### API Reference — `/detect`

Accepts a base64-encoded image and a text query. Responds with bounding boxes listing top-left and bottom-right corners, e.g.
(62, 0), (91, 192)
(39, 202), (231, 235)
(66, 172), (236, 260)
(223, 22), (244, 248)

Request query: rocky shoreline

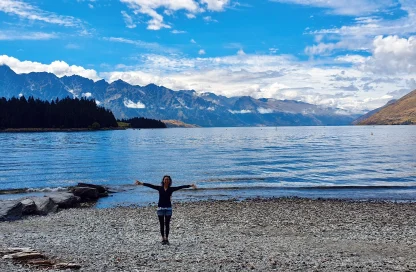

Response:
(0, 197), (415, 271)
(0, 127), (126, 133)
(0, 183), (111, 221)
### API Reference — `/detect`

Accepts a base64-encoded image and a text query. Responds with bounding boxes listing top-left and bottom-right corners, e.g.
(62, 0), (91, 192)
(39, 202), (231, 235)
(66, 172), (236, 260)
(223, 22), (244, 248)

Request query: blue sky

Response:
(1, 0), (416, 113)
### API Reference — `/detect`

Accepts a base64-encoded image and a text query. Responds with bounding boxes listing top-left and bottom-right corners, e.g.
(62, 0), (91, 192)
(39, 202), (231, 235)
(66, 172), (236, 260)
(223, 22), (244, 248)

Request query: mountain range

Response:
(0, 65), (360, 127)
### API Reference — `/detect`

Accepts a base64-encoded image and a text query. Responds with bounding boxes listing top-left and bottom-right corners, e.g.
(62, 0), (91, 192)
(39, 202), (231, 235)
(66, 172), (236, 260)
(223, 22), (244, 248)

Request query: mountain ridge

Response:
(356, 89), (416, 125)
(0, 65), (358, 127)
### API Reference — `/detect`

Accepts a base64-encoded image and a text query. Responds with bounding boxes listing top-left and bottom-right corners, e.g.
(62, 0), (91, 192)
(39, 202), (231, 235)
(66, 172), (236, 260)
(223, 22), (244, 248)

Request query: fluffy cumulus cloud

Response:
(0, 55), (101, 81)
(119, 0), (229, 30)
(363, 35), (416, 74)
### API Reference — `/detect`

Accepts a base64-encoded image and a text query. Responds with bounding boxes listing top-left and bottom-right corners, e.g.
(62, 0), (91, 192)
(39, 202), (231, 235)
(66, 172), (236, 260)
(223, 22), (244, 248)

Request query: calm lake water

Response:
(1, 126), (415, 207)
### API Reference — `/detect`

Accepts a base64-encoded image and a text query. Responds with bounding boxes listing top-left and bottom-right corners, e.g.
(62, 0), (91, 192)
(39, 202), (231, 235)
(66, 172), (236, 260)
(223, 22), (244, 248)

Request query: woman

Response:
(135, 176), (196, 245)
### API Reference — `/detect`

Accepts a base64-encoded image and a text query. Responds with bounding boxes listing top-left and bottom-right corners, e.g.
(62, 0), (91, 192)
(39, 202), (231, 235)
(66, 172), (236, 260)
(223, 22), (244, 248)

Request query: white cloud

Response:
(88, 3), (94, 9)
(0, 55), (101, 81)
(120, 0), (230, 30)
(304, 1), (416, 56)
(171, 30), (186, 34)
(104, 37), (175, 53)
(164, 9), (174, 16)
(200, 0), (230, 11)
(191, 39), (197, 44)
(270, 0), (396, 16)
(305, 41), (343, 56)
(140, 7), (171, 30)
(335, 54), (367, 64)
(120, 0), (199, 30)
(198, 49), (206, 55)
(269, 48), (278, 54)
(237, 49), (245, 55)
(406, 78), (416, 89)
(65, 43), (81, 50)
(0, 31), (57, 40)
(121, 11), (136, 28)
(203, 16), (218, 22)
(305, 37), (370, 56)
(339, 84), (359, 92)
(363, 35), (416, 74)
(101, 70), (162, 87)
(123, 98), (146, 108)
(0, 0), (82, 27)
(119, 0), (229, 29)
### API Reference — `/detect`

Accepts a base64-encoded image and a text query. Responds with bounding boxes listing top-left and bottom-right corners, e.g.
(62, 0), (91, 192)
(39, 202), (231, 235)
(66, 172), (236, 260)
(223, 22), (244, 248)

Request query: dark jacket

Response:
(143, 183), (191, 207)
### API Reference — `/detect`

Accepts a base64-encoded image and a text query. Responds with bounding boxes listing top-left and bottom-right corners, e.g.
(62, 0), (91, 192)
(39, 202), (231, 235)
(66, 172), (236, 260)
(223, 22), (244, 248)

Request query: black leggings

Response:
(158, 215), (171, 239)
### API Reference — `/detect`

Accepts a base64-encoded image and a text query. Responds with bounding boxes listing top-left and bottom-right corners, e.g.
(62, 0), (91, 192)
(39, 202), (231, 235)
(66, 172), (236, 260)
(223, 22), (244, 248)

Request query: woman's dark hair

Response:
(161, 175), (172, 187)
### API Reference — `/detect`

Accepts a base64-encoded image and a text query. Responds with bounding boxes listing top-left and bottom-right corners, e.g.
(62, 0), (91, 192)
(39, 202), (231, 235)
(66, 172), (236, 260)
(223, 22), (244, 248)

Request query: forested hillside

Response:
(119, 117), (166, 129)
(0, 96), (118, 129)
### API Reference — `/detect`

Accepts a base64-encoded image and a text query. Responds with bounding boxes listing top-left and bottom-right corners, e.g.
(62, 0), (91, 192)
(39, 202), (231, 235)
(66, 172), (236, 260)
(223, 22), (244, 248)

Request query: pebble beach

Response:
(1, 198), (415, 271)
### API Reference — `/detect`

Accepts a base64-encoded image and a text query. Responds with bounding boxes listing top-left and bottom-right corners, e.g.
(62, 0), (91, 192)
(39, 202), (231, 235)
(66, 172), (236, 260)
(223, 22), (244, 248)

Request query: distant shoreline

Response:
(0, 127), (173, 133)
(0, 127), (127, 133)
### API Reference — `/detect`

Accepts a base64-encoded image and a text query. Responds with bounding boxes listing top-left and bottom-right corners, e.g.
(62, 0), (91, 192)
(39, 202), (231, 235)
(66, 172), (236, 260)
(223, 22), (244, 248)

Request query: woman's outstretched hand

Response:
(191, 184), (197, 189)
(135, 180), (143, 185)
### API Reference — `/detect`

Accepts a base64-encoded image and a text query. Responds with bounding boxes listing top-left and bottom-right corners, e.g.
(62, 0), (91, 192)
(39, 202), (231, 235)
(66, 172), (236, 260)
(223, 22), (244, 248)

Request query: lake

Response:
(1, 126), (415, 207)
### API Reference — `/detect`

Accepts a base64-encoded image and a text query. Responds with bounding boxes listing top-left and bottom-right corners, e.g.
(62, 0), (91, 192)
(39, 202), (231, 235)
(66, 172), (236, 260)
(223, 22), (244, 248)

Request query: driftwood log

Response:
(1, 248), (81, 270)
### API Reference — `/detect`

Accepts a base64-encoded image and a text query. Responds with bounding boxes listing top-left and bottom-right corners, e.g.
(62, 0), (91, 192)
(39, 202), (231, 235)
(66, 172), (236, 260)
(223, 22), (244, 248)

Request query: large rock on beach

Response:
(0, 183), (113, 221)
(20, 199), (37, 215)
(0, 201), (23, 221)
(72, 187), (99, 201)
(77, 183), (109, 197)
(32, 197), (58, 215)
(49, 192), (80, 208)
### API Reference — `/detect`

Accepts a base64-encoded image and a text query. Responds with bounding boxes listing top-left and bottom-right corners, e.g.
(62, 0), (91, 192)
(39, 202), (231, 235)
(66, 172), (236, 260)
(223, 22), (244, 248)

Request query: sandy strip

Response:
(1, 198), (415, 271)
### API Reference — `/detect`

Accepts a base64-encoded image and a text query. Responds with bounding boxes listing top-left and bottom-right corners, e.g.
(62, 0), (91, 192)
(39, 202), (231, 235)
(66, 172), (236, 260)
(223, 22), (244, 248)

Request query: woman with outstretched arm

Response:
(135, 175), (197, 245)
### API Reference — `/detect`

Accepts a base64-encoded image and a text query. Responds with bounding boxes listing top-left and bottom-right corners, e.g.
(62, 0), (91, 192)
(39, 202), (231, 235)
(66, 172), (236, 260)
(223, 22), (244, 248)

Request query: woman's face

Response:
(163, 177), (170, 186)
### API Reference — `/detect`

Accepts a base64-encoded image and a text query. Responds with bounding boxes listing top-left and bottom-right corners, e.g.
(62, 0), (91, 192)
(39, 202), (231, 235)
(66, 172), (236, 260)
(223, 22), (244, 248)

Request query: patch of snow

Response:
(123, 98), (146, 109)
(257, 108), (274, 114)
(228, 110), (252, 114)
